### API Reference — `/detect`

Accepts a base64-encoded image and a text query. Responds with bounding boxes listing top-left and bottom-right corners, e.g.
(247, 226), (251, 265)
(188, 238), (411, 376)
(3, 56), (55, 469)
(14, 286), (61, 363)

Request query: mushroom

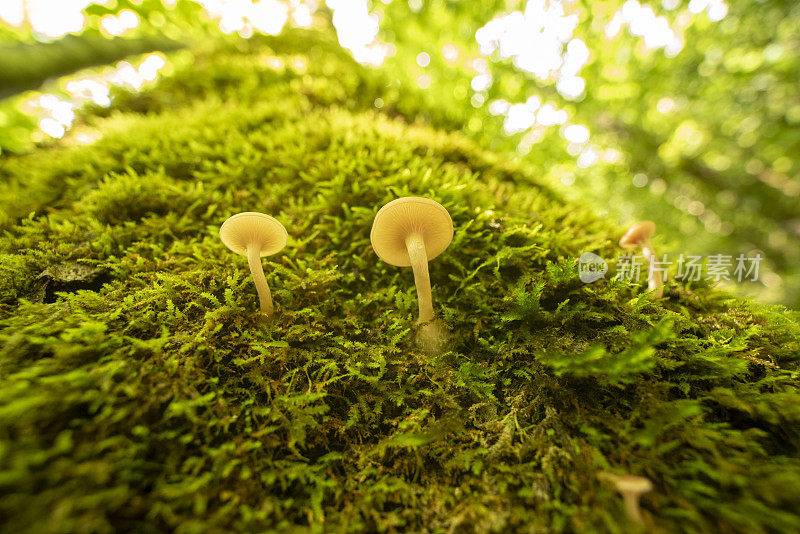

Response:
(619, 221), (663, 298)
(608, 474), (653, 525)
(219, 212), (288, 316)
(370, 197), (453, 323)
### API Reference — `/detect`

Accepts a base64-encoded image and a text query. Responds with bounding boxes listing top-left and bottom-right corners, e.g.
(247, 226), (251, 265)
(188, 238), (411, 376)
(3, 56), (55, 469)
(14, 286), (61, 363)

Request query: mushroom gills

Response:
(218, 212), (287, 317)
(369, 196), (454, 324)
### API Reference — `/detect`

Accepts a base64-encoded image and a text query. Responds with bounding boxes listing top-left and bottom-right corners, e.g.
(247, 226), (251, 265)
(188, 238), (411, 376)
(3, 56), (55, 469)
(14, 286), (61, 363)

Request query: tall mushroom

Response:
(219, 212), (288, 316)
(619, 221), (664, 298)
(370, 197), (453, 323)
(607, 474), (653, 526)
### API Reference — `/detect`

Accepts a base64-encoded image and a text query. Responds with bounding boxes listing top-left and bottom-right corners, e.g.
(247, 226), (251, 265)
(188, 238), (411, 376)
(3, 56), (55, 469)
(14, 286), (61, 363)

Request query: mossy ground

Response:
(1, 30), (799, 533)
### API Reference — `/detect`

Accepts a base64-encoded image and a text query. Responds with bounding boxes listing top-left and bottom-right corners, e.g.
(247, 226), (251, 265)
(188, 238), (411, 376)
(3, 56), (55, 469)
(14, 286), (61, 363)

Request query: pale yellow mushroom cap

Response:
(370, 197), (454, 267)
(614, 475), (653, 495)
(219, 212), (288, 257)
(619, 221), (656, 249)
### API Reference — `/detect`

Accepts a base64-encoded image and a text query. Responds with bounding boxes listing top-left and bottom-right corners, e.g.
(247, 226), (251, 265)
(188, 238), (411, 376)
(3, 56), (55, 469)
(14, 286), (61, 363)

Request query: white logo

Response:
(579, 252), (608, 283)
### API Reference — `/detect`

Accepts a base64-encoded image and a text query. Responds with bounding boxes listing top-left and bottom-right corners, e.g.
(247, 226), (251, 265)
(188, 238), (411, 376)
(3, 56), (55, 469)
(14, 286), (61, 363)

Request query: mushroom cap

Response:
(219, 212), (288, 257)
(370, 197), (454, 267)
(614, 475), (653, 494)
(619, 221), (656, 249)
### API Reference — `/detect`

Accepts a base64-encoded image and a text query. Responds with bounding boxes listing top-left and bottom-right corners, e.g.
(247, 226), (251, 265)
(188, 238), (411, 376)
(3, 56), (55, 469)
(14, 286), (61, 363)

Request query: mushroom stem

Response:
(405, 232), (434, 323)
(247, 244), (274, 315)
(641, 240), (664, 298)
(622, 492), (644, 525)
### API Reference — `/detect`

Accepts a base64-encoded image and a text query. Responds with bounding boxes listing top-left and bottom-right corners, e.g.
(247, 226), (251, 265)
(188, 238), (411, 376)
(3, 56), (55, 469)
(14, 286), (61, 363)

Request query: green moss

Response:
(0, 30), (798, 533)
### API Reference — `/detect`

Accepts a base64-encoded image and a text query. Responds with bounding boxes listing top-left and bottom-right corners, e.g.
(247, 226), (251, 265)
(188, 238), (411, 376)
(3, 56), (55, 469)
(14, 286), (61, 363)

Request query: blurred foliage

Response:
(0, 0), (798, 308)
(0, 98), (36, 153)
(0, 0), (214, 99)
(0, 35), (183, 98)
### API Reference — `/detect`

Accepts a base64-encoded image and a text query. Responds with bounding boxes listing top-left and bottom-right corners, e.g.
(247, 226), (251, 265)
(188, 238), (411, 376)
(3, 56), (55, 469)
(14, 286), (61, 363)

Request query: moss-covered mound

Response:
(1, 31), (799, 533)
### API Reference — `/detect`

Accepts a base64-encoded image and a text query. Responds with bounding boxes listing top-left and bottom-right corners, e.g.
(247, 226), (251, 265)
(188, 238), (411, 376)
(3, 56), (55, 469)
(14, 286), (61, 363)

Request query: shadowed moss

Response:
(0, 29), (798, 534)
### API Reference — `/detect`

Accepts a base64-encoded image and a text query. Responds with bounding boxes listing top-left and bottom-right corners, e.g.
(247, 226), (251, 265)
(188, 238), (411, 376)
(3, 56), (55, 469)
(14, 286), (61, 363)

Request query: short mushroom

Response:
(608, 474), (653, 525)
(619, 221), (663, 298)
(370, 197), (453, 323)
(219, 212), (288, 316)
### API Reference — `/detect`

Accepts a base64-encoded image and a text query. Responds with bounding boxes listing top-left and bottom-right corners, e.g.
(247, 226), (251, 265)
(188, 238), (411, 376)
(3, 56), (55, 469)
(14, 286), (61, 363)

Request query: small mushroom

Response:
(370, 197), (453, 323)
(619, 220), (663, 298)
(219, 212), (288, 316)
(610, 474), (653, 525)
